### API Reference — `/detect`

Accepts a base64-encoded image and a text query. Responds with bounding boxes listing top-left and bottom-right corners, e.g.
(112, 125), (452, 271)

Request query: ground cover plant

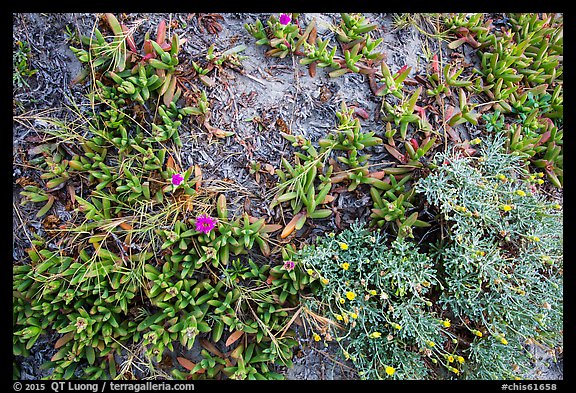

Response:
(13, 12), (562, 381)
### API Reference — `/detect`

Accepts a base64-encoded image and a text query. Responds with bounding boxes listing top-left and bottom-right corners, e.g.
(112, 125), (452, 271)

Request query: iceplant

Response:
(195, 214), (217, 235)
(162, 170), (197, 197)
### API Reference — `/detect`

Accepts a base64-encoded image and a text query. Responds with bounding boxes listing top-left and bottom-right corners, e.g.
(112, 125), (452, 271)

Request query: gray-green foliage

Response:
(416, 133), (563, 379)
(292, 133), (562, 380)
(295, 223), (450, 380)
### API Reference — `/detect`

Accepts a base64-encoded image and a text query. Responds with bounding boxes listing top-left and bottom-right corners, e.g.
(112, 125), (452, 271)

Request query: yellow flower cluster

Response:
(346, 291), (356, 301)
(339, 242), (349, 250)
(385, 366), (395, 376)
(528, 173), (545, 184)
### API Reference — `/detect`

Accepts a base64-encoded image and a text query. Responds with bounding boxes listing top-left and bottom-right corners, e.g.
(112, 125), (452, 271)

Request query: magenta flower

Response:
(172, 173), (184, 186)
(283, 260), (295, 271)
(279, 13), (291, 25)
(195, 214), (217, 235)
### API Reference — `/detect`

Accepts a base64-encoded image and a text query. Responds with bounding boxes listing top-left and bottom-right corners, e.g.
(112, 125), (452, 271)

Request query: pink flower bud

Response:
(171, 173), (184, 186)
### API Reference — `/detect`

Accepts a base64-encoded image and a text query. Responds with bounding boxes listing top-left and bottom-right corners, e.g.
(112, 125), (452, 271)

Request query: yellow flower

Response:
(456, 356), (465, 364)
(339, 242), (349, 250)
(552, 203), (561, 210)
(537, 172), (544, 178)
(447, 355), (455, 363)
(341, 262), (350, 270)
(497, 174), (508, 182)
(472, 329), (483, 337)
(442, 319), (451, 328)
(499, 337), (508, 345)
(321, 278), (329, 285)
(536, 179), (544, 185)
(313, 333), (321, 342)
(530, 236), (540, 242)
(455, 205), (467, 213)
(370, 332), (382, 338)
(385, 366), (396, 376)
(391, 322), (402, 330)
(448, 366), (460, 375)
(335, 314), (343, 321)
(346, 291), (356, 301)
(515, 190), (526, 197)
(339, 298), (346, 304)
(470, 137), (481, 145)
(350, 312), (358, 319)
(307, 269), (314, 275)
(368, 289), (377, 296)
(427, 341), (436, 347)
(500, 204), (513, 212)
